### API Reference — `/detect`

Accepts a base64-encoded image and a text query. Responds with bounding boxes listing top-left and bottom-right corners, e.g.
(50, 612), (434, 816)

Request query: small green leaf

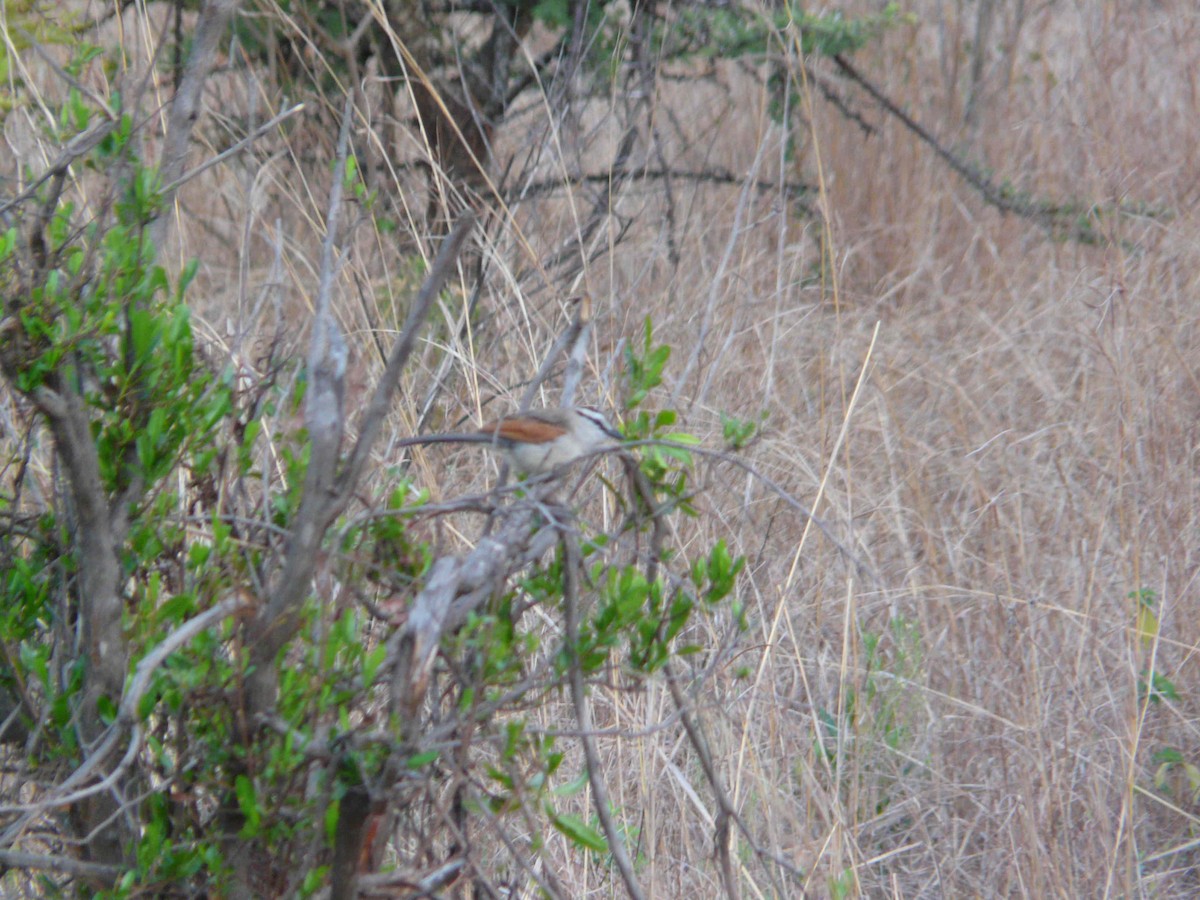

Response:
(325, 797), (340, 845)
(550, 812), (608, 852)
(235, 775), (262, 836)
(406, 751), (439, 769)
(552, 771), (589, 797)
(362, 643), (388, 685)
(97, 693), (118, 725)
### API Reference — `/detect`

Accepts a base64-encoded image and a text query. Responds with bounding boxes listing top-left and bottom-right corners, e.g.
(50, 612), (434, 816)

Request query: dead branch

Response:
(0, 849), (122, 882)
(151, 0), (243, 252)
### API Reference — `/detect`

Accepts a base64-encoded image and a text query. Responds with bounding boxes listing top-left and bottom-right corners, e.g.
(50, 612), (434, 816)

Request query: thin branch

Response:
(662, 660), (807, 892)
(0, 849), (122, 881)
(514, 167), (814, 211)
(832, 52), (1071, 228)
(518, 295), (592, 410)
(157, 103), (306, 197)
(672, 132), (770, 408)
(305, 95), (354, 484)
(560, 535), (646, 900)
(120, 595), (254, 724)
(617, 440), (878, 585)
(0, 121), (117, 220)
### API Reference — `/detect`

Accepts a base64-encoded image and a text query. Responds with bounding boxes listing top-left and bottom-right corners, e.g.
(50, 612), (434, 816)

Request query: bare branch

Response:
(517, 295), (592, 411)
(245, 98), (357, 713)
(157, 103), (306, 197)
(0, 849), (122, 882)
(305, 96), (354, 484)
(0, 121), (117, 220)
(619, 439), (877, 584)
(150, 0), (242, 251)
(245, 186), (475, 714)
(672, 132), (770, 409)
(560, 535), (646, 900)
(389, 533), (514, 719)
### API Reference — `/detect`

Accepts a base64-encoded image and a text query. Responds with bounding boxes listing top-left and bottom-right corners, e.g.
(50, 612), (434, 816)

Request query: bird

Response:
(476, 405), (622, 475)
(399, 405), (622, 476)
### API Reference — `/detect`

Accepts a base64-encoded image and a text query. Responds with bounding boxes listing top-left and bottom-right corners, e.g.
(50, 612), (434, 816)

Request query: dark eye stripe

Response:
(579, 407), (622, 439)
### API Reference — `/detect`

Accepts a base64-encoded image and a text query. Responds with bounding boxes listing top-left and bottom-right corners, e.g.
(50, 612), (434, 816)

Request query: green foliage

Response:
(0, 78), (256, 892)
(6, 116), (228, 507)
(1130, 587), (1160, 649)
(1151, 747), (1200, 805)
(651, 3), (903, 66)
(813, 616), (924, 818)
(0, 5), (92, 116)
(1128, 588), (1180, 706)
(549, 810), (608, 852)
(1138, 669), (1180, 706)
(624, 316), (671, 409)
(828, 867), (856, 900)
(571, 539), (745, 677)
(720, 411), (764, 450)
(621, 317), (703, 516)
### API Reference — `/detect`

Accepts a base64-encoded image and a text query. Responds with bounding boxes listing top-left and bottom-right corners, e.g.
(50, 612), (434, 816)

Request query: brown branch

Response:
(330, 784), (372, 900)
(661, 661), (808, 893)
(833, 52), (1051, 224)
(515, 167), (814, 212)
(560, 534), (646, 900)
(27, 384), (126, 708)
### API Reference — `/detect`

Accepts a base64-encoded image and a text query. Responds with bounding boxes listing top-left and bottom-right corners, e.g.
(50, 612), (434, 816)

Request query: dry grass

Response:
(7, 0), (1200, 894)
(203, 1), (1200, 895)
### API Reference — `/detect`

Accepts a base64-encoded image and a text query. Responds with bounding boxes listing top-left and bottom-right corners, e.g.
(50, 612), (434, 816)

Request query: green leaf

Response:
(406, 751), (439, 769)
(551, 771), (590, 797)
(362, 643), (388, 685)
(325, 797), (340, 845)
(97, 693), (118, 725)
(19, 642), (50, 689)
(550, 812), (608, 852)
(157, 593), (198, 627)
(137, 675), (161, 720)
(235, 775), (262, 836)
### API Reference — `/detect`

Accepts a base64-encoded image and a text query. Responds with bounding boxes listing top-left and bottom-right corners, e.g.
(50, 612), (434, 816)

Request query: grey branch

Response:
(561, 536), (647, 900)
(150, 0), (242, 251)
(0, 849), (122, 882)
